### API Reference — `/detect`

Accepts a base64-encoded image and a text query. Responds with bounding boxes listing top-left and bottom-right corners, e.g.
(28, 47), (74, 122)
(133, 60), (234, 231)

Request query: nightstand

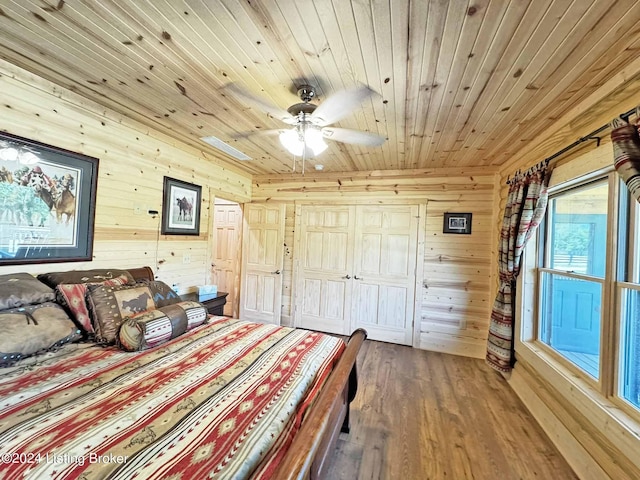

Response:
(180, 292), (229, 316)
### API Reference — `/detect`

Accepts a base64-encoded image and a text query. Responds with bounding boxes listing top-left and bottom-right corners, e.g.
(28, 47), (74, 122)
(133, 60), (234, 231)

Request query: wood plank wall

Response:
(0, 60), (252, 292)
(252, 168), (499, 357)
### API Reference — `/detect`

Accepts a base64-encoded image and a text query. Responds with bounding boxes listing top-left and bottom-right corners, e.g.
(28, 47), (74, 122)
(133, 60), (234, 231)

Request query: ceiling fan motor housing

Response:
(287, 102), (317, 116)
(297, 84), (316, 102)
(286, 85), (318, 117)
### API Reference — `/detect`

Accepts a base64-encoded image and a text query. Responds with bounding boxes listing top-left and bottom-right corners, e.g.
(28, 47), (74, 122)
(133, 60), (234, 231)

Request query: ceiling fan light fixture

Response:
(224, 82), (382, 171)
(279, 126), (328, 157)
(279, 128), (305, 156)
(304, 127), (328, 155)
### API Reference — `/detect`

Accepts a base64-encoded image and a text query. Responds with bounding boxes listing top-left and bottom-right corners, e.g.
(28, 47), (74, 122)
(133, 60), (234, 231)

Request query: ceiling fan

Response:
(223, 82), (386, 172)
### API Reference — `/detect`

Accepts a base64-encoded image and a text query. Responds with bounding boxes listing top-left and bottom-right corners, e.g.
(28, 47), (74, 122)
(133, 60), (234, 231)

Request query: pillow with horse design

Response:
(0, 302), (82, 367)
(86, 284), (155, 344)
(118, 301), (207, 351)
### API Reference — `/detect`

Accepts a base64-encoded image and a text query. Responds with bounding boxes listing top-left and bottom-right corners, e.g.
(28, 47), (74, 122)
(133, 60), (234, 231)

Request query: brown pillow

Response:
(0, 302), (82, 367)
(86, 284), (155, 344)
(0, 272), (55, 311)
(37, 269), (135, 289)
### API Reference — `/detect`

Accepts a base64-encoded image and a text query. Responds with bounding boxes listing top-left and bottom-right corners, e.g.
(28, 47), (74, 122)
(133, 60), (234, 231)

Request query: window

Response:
(534, 173), (640, 414)
(538, 180), (608, 379)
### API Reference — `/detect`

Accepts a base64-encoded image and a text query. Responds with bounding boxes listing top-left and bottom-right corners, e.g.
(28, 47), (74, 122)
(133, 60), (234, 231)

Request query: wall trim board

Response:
(253, 167), (499, 184)
(414, 203), (427, 348)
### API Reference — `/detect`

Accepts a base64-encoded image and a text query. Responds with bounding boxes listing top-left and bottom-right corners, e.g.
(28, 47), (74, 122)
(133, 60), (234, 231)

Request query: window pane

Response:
(620, 288), (640, 410)
(539, 272), (601, 379)
(549, 182), (608, 277)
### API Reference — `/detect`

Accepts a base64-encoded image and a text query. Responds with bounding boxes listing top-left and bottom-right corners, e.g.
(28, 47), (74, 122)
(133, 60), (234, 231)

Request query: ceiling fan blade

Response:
(310, 85), (377, 127)
(322, 127), (386, 146)
(222, 83), (296, 124)
(230, 129), (284, 140)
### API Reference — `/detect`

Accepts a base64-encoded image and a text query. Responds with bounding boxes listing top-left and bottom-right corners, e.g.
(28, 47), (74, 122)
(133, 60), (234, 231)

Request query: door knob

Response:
(344, 274), (351, 279)
(272, 269), (281, 275)
(354, 275), (363, 280)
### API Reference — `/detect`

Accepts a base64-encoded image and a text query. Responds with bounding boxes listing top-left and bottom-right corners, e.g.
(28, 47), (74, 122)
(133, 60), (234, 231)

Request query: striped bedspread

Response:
(0, 317), (344, 479)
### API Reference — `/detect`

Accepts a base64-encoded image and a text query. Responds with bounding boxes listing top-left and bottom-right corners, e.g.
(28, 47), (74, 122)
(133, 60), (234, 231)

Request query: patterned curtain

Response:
(486, 163), (551, 373)
(611, 106), (640, 203)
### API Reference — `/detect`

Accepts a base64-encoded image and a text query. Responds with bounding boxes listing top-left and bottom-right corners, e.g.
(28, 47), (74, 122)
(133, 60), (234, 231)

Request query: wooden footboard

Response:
(272, 328), (367, 480)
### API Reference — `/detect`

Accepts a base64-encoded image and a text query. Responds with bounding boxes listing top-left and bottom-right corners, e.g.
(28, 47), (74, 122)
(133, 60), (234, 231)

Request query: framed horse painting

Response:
(161, 176), (202, 235)
(0, 131), (98, 265)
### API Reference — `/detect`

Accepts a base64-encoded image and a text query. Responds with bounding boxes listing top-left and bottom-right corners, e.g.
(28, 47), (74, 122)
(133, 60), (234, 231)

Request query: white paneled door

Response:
(240, 203), (285, 325)
(295, 204), (418, 345)
(296, 205), (356, 335)
(351, 205), (419, 345)
(212, 202), (242, 317)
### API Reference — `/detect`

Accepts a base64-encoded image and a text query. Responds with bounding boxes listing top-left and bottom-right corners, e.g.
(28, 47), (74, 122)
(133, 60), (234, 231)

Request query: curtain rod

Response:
(543, 105), (637, 164)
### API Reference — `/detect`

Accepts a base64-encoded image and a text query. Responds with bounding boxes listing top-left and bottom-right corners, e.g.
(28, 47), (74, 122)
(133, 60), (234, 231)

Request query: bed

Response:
(0, 266), (366, 479)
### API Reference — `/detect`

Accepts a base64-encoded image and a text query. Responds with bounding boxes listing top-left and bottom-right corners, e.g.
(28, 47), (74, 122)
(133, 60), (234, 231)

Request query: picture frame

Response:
(161, 176), (202, 235)
(443, 212), (472, 234)
(0, 131), (99, 265)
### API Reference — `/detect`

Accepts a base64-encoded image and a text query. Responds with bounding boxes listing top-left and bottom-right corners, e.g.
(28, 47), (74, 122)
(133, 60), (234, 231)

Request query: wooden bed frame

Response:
(128, 266), (367, 480)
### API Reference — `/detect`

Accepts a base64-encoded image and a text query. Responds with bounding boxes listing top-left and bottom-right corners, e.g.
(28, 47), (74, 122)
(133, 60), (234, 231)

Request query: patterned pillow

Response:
(0, 302), (82, 367)
(86, 284), (156, 344)
(56, 275), (132, 335)
(118, 301), (208, 351)
(0, 272), (55, 311)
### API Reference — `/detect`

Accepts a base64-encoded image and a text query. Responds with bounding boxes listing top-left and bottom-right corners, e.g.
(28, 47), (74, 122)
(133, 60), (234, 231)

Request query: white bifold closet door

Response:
(295, 204), (418, 345)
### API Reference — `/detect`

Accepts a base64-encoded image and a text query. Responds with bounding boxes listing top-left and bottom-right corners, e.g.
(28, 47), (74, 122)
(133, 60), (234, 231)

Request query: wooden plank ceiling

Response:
(0, 0), (639, 176)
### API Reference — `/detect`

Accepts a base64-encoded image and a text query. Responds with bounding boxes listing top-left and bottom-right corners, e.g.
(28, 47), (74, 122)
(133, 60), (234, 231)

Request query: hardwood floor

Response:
(326, 340), (578, 480)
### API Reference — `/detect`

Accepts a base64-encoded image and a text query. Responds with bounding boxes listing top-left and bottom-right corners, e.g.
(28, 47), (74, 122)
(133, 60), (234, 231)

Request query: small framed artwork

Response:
(443, 212), (472, 234)
(161, 176), (202, 235)
(0, 131), (99, 265)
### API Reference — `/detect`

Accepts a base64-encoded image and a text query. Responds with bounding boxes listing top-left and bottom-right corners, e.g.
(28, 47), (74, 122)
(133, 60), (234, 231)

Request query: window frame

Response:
(513, 152), (640, 474)
(518, 166), (640, 422)
(533, 174), (615, 392)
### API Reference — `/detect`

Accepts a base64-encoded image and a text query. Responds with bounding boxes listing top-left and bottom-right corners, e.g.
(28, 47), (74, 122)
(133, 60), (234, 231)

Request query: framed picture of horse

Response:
(0, 131), (99, 265)
(161, 176), (201, 236)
